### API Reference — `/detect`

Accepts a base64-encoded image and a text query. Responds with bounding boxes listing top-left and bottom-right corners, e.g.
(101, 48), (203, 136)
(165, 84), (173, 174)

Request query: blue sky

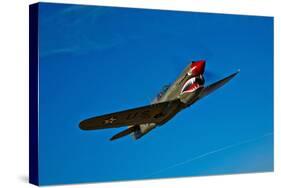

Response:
(38, 3), (273, 185)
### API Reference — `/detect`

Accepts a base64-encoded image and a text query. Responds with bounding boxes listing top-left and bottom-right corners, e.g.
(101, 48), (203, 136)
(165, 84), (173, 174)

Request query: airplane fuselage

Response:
(132, 61), (206, 139)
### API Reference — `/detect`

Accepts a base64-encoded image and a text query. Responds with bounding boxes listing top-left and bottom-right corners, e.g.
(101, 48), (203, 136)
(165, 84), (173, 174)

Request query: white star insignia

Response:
(104, 117), (117, 124)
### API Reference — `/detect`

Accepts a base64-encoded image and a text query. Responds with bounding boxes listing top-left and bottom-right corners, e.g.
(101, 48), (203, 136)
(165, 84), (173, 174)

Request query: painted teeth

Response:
(188, 77), (195, 85)
(191, 77), (195, 84)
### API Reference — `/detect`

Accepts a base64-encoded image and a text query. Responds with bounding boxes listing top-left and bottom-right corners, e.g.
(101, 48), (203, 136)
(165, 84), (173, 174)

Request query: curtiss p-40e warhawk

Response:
(79, 60), (239, 141)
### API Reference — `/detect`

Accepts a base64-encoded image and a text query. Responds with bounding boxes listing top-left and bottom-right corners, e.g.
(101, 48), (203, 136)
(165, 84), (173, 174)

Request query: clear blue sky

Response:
(38, 3), (273, 185)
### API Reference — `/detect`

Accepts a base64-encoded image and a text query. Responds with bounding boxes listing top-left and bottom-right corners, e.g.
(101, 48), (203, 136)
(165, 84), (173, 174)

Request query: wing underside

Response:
(79, 99), (182, 130)
(199, 70), (239, 100)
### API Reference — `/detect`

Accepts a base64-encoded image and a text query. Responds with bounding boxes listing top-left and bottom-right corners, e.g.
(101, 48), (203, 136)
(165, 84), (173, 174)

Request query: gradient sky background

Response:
(38, 3), (273, 185)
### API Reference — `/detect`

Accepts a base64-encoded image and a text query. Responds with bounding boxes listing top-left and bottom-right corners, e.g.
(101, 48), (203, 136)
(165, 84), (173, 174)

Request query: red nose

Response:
(191, 60), (205, 75)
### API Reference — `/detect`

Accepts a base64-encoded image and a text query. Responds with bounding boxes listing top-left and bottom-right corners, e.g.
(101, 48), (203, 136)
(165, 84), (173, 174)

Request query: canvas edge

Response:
(29, 3), (39, 186)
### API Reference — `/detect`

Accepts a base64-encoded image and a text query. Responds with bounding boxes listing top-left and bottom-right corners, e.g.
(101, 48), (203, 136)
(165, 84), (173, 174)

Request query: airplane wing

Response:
(79, 99), (182, 130)
(198, 70), (239, 100)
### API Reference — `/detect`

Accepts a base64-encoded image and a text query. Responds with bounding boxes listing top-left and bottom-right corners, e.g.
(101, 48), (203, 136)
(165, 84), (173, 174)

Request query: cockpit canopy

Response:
(157, 84), (170, 100)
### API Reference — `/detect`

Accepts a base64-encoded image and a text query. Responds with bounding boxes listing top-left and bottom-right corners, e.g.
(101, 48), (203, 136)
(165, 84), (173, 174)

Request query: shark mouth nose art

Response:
(181, 75), (204, 94)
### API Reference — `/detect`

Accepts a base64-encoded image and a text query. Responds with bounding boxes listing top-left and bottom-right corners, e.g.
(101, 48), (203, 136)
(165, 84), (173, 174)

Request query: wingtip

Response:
(79, 122), (84, 130)
(79, 121), (88, 130)
(231, 69), (240, 77)
(110, 134), (117, 141)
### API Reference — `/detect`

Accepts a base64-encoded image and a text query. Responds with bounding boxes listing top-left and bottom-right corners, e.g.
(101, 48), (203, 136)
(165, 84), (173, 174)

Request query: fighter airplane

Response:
(79, 60), (239, 141)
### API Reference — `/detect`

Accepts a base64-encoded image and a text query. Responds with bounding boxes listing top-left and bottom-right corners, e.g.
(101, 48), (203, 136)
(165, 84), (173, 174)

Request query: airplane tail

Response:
(110, 126), (138, 141)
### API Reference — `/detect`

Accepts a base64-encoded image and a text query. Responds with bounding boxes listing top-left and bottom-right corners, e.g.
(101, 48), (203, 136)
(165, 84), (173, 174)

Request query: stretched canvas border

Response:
(29, 3), (39, 186)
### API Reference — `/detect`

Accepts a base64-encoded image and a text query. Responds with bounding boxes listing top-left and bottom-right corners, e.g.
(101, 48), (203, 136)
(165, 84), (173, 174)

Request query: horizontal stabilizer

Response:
(110, 126), (138, 141)
(199, 70), (239, 100)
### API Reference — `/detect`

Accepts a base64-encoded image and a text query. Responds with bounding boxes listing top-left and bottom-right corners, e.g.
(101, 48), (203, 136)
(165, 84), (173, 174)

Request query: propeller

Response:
(204, 70), (221, 81)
